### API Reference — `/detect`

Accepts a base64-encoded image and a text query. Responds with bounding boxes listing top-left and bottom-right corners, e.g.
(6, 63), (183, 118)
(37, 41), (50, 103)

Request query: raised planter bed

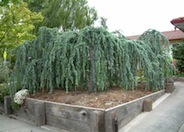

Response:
(3, 90), (165, 132)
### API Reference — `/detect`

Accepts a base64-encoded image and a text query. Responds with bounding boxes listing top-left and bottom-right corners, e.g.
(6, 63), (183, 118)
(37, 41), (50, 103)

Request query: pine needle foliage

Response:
(9, 27), (172, 95)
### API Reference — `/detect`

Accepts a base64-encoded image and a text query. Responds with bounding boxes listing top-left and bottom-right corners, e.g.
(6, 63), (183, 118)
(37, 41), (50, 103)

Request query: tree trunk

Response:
(88, 46), (96, 92)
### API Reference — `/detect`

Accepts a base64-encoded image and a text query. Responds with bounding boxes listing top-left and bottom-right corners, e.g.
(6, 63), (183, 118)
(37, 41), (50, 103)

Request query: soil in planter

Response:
(29, 84), (154, 109)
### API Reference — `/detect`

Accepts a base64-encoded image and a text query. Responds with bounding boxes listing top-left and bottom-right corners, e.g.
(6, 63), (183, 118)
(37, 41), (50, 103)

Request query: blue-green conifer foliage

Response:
(9, 27), (172, 95)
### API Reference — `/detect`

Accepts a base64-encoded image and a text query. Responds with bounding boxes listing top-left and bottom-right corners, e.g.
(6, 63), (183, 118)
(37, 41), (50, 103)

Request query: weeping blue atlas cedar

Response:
(9, 27), (172, 95)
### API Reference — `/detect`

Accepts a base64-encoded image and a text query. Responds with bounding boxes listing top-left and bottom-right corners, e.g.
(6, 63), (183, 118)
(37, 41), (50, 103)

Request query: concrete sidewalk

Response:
(120, 82), (184, 132)
(0, 114), (51, 132)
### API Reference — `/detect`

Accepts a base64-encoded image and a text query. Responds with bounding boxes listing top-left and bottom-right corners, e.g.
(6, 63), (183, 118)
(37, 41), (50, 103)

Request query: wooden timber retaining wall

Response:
(105, 90), (165, 132)
(0, 103), (4, 113)
(2, 90), (165, 132)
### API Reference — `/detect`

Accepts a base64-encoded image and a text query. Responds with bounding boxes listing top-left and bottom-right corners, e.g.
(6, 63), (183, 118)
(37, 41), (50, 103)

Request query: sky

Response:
(87, 0), (184, 36)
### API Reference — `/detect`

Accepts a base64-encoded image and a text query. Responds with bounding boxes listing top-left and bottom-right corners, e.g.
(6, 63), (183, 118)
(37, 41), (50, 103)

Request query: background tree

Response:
(0, 2), (43, 50)
(0, 0), (22, 6)
(100, 17), (108, 29)
(24, 0), (98, 34)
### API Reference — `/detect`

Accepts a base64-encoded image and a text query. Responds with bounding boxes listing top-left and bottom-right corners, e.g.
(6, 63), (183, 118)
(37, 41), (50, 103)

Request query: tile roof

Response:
(126, 30), (184, 41)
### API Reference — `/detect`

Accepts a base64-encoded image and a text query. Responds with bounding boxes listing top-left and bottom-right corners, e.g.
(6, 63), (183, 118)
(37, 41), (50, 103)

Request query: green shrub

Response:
(0, 62), (10, 83)
(173, 42), (184, 72)
(11, 101), (21, 111)
(176, 72), (184, 77)
(0, 83), (9, 103)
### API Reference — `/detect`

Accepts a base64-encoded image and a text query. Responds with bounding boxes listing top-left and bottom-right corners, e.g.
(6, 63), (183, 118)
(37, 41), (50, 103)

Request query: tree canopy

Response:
(0, 2), (43, 51)
(24, 0), (98, 33)
(9, 27), (172, 95)
(0, 0), (22, 6)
